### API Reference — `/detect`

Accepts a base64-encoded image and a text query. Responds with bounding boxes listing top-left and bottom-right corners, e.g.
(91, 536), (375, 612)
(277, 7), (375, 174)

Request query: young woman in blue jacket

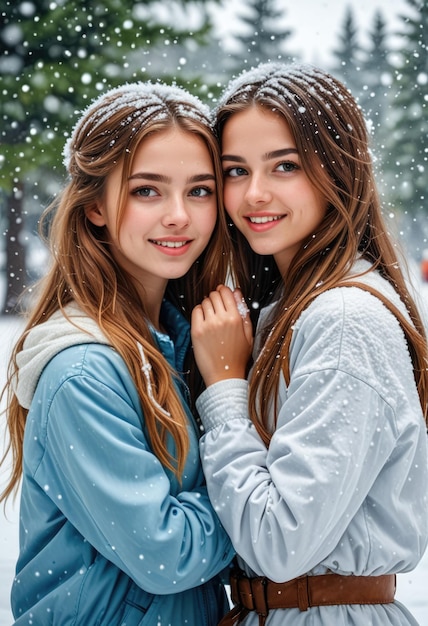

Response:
(191, 63), (428, 625)
(1, 82), (234, 625)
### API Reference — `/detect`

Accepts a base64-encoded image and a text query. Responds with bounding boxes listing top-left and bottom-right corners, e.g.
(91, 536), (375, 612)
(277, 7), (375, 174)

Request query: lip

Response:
(149, 237), (192, 256)
(244, 214), (286, 232)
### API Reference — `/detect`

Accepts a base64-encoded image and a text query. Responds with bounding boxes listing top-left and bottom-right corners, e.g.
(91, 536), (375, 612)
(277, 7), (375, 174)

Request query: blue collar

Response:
(151, 300), (190, 373)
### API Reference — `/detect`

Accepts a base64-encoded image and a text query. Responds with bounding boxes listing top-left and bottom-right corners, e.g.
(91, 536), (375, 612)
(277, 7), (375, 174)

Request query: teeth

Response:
(153, 240), (188, 248)
(249, 215), (282, 224)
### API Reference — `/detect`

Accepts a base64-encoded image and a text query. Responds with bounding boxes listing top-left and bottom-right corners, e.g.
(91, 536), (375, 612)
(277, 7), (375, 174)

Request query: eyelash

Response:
(132, 187), (156, 197)
(277, 161), (299, 173)
(189, 186), (214, 197)
(131, 186), (214, 198)
(224, 161), (299, 177)
(224, 167), (247, 178)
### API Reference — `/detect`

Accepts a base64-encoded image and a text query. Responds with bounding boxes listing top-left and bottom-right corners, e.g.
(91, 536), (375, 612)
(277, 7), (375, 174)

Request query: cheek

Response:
(223, 183), (240, 215)
(199, 204), (218, 238)
(310, 189), (328, 222)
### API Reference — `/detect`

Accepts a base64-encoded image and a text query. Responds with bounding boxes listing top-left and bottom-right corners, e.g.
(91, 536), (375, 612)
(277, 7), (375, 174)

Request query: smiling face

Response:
(86, 127), (218, 301)
(221, 106), (328, 276)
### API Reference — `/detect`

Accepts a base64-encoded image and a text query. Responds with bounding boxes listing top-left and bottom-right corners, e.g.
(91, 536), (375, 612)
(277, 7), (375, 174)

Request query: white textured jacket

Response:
(197, 261), (428, 625)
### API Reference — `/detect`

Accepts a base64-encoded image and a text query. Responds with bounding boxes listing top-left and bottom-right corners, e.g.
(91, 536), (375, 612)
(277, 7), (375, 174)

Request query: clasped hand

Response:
(191, 285), (253, 388)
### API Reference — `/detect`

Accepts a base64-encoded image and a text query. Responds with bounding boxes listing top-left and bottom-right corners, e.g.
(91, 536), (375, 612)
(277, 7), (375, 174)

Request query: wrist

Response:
(203, 368), (246, 387)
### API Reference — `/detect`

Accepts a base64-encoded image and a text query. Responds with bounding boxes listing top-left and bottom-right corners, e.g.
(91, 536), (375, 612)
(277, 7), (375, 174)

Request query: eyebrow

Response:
(128, 172), (216, 183)
(221, 148), (298, 163)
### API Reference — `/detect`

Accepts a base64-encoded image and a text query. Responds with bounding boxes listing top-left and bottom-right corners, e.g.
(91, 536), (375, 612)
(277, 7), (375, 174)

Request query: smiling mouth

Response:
(247, 215), (284, 224)
(150, 240), (190, 248)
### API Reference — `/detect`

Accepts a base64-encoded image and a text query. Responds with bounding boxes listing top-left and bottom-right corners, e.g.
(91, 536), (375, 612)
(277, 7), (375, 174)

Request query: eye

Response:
(276, 161), (299, 173)
(132, 187), (158, 198)
(189, 186), (213, 198)
(224, 166), (248, 178)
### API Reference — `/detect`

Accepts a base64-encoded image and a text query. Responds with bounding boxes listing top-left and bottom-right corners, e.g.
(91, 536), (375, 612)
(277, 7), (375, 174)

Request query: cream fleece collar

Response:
(14, 303), (110, 409)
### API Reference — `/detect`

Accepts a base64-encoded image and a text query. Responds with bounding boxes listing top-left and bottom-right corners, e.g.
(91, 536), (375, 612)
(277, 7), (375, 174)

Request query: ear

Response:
(85, 203), (106, 227)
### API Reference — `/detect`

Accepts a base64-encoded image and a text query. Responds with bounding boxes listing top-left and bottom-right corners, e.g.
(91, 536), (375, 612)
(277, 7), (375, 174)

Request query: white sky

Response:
(210, 0), (411, 66)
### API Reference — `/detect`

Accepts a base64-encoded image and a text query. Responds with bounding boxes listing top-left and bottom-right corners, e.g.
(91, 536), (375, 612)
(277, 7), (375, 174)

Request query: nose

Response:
(162, 196), (190, 228)
(244, 173), (272, 206)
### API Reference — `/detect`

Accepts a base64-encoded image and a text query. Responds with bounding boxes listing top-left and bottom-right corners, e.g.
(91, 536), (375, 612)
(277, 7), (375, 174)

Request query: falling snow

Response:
(1, 1), (428, 623)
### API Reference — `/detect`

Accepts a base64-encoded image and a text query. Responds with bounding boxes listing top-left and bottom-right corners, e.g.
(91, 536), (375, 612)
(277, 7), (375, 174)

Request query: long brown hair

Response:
(1, 83), (231, 501)
(216, 63), (428, 444)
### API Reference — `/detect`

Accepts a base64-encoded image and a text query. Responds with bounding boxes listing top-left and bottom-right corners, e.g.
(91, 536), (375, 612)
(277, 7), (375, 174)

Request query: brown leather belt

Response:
(219, 567), (396, 625)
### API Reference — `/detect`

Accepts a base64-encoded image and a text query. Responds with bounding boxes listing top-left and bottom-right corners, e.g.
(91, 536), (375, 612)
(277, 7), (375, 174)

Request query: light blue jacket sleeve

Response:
(28, 343), (234, 594)
(197, 287), (428, 582)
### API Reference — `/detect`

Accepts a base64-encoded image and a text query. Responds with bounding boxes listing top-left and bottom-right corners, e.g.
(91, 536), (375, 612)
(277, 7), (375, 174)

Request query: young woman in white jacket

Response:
(191, 63), (428, 625)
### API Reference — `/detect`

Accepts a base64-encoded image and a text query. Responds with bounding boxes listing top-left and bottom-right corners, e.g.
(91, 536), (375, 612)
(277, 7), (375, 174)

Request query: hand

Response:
(191, 285), (253, 387)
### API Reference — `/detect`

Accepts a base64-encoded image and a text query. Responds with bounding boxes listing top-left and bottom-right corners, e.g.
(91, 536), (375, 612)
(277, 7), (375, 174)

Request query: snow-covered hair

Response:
(63, 82), (213, 172)
(217, 62), (348, 112)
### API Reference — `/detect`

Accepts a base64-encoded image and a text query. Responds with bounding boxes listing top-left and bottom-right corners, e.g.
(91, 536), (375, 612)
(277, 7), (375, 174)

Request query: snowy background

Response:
(1, 274), (428, 624)
(1, 0), (427, 620)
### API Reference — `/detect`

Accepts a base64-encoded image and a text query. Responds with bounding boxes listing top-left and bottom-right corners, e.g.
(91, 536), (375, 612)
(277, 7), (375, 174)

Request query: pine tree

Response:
(0, 0), (213, 313)
(359, 11), (394, 125)
(331, 6), (363, 100)
(358, 11), (395, 193)
(388, 0), (428, 228)
(229, 0), (296, 71)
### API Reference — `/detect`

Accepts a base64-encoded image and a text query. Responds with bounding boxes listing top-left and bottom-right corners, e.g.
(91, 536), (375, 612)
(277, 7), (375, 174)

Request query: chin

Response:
(248, 243), (276, 256)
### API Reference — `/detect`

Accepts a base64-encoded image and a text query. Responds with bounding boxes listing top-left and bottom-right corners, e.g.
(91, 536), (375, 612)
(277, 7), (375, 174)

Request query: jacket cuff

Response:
(196, 379), (249, 431)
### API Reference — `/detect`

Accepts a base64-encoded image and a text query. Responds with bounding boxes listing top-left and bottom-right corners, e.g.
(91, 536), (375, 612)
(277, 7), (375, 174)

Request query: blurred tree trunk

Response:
(2, 185), (26, 315)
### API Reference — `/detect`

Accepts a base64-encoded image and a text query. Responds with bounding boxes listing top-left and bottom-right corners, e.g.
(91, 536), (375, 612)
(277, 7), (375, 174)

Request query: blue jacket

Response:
(12, 301), (234, 625)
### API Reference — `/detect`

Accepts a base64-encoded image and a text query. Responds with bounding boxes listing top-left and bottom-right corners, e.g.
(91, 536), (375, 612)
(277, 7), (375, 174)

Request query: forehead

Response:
(132, 127), (213, 167)
(222, 106), (295, 152)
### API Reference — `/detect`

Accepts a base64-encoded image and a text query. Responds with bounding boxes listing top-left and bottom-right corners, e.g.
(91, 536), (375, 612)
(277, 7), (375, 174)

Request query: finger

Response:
(243, 315), (254, 344)
(191, 304), (204, 325)
(216, 284), (233, 297)
(200, 296), (216, 317)
(204, 290), (229, 315)
(216, 285), (243, 314)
